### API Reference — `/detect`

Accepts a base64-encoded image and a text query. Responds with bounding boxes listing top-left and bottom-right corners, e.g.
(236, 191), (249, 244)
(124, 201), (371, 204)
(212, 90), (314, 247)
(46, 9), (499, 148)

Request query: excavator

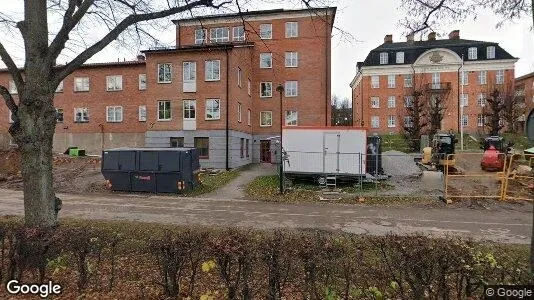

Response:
(420, 133), (460, 173)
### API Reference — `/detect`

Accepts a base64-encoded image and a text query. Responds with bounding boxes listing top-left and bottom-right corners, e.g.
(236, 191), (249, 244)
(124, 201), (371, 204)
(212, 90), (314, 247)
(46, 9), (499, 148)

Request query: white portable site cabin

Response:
(282, 127), (367, 183)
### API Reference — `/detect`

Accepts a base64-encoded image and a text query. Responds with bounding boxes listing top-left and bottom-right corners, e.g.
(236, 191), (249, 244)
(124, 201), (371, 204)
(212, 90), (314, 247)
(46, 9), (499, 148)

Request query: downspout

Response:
(225, 48), (230, 171)
(325, 9), (329, 126)
(360, 71), (363, 126)
(457, 62), (462, 133)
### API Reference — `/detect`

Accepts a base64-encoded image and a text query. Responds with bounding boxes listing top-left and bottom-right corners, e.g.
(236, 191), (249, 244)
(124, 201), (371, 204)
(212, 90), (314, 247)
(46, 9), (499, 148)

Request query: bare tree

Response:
(331, 95), (352, 126)
(0, 0), (330, 228)
(502, 86), (527, 133)
(402, 89), (428, 152)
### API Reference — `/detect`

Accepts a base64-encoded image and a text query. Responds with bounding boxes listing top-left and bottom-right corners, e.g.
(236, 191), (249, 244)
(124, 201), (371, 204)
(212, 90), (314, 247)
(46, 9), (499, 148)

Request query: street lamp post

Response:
(276, 84), (284, 195)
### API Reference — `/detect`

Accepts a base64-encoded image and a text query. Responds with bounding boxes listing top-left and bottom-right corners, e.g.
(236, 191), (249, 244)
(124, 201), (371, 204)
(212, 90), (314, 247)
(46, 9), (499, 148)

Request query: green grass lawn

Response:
(184, 168), (241, 196)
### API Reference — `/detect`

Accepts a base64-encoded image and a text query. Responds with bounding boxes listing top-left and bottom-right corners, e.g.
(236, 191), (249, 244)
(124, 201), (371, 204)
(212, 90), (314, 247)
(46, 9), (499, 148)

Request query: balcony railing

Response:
(426, 82), (452, 91)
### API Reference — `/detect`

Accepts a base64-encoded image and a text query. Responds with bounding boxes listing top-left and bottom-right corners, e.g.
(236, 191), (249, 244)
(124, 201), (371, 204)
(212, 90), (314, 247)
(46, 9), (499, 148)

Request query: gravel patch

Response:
(382, 150), (422, 177)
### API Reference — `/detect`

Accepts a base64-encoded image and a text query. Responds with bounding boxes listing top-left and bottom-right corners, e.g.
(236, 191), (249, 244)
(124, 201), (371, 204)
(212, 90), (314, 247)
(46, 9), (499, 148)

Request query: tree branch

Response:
(0, 84), (20, 135)
(0, 41), (24, 91)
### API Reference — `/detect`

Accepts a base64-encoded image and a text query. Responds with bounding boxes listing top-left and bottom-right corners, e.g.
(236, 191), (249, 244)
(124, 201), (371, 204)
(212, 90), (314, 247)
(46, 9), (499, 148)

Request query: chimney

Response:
(428, 32), (436, 41)
(137, 54), (146, 61)
(356, 62), (363, 71)
(384, 34), (393, 44)
(406, 33), (414, 43)
(448, 30), (460, 40)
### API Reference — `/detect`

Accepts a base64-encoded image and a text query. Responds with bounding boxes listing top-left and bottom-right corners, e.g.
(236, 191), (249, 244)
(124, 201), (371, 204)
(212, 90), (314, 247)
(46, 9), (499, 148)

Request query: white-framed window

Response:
(247, 79), (251, 96)
(387, 115), (396, 128)
(404, 116), (413, 128)
(404, 96), (414, 108)
(379, 52), (388, 64)
(195, 28), (207, 44)
(205, 60), (220, 81)
(55, 108), (64, 122)
(232, 26), (245, 42)
(477, 93), (486, 107)
(8, 80), (17, 94)
(371, 96), (380, 108)
(404, 74), (413, 87)
(371, 116), (379, 128)
(285, 81), (298, 97)
(285, 52), (298, 67)
(205, 99), (220, 120)
(183, 100), (196, 119)
(106, 75), (123, 91)
(285, 22), (298, 38)
(496, 70), (504, 84)
(478, 70), (487, 85)
(477, 114), (485, 127)
(247, 109), (251, 126)
(157, 100), (171, 121)
(460, 93), (468, 107)
(237, 67), (242, 87)
(55, 81), (64, 93)
(138, 105), (147, 122)
(461, 114), (468, 126)
(431, 72), (440, 89)
(371, 75), (379, 88)
(260, 111), (272, 127)
(387, 96), (396, 108)
(285, 110), (298, 126)
(468, 47), (478, 60)
(106, 106), (123, 122)
(210, 27), (229, 43)
(158, 63), (172, 83)
(183, 61), (196, 92)
(74, 107), (89, 122)
(259, 24), (272, 39)
(396, 52), (404, 64)
(138, 74), (147, 90)
(74, 77), (90, 92)
(260, 53), (273, 68)
(237, 102), (242, 123)
(387, 75), (395, 88)
(260, 82), (272, 98)
(487, 46), (496, 59)
(460, 71), (468, 85)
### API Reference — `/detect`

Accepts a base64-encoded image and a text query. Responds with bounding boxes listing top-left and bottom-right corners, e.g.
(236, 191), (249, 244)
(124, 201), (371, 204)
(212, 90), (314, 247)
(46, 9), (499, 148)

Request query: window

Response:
(195, 29), (207, 44)
(371, 116), (379, 128)
(158, 64), (172, 83)
(260, 53), (273, 68)
(371, 75), (379, 88)
(404, 96), (414, 108)
(460, 71), (468, 85)
(233, 26), (245, 41)
(247, 79), (251, 96)
(431, 72), (440, 89)
(260, 82), (272, 98)
(205, 99), (220, 120)
(238, 103), (242, 123)
(387, 75), (395, 88)
(158, 101), (171, 121)
(285, 81), (298, 97)
(487, 46), (496, 59)
(55, 81), (64, 93)
(371, 96), (380, 108)
(285, 22), (298, 38)
(285, 52), (298, 67)
(210, 27), (229, 43)
(496, 70), (504, 84)
(55, 108), (63, 122)
(387, 96), (396, 108)
(460, 94), (468, 107)
(139, 74), (147, 90)
(396, 52), (404, 64)
(74, 77), (90, 92)
(106, 106), (123, 122)
(246, 139), (250, 158)
(106, 75), (123, 91)
(461, 115), (468, 127)
(138, 105), (147, 121)
(478, 70), (487, 85)
(194, 137), (209, 158)
(477, 114), (485, 127)
(468, 47), (478, 60)
(8, 80), (17, 94)
(477, 93), (486, 107)
(387, 115), (396, 128)
(170, 137), (184, 148)
(205, 60), (220, 81)
(259, 24), (272, 39)
(183, 100), (196, 119)
(183, 62), (196, 82)
(260, 111), (272, 127)
(285, 110), (298, 126)
(404, 116), (413, 128)
(240, 138), (245, 158)
(237, 68), (242, 87)
(379, 52), (388, 64)
(74, 108), (89, 122)
(404, 74), (413, 87)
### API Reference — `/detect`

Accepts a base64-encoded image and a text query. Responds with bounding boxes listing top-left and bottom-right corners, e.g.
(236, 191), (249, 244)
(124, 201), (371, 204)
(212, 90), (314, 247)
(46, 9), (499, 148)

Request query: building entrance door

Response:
(260, 140), (271, 163)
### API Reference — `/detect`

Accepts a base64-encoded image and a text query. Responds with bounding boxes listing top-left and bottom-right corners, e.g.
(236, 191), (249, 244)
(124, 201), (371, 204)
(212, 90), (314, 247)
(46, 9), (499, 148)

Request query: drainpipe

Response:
(225, 48), (230, 171)
(359, 71), (364, 126)
(457, 62), (462, 133)
(99, 124), (104, 151)
(325, 9), (330, 126)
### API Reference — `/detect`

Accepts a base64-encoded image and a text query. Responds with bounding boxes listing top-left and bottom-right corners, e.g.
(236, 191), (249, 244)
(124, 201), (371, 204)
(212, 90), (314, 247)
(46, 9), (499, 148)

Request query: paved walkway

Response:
(203, 163), (277, 199)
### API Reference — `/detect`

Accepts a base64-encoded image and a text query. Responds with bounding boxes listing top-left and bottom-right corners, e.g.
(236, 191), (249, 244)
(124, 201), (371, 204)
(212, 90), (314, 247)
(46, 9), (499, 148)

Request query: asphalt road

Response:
(0, 188), (531, 244)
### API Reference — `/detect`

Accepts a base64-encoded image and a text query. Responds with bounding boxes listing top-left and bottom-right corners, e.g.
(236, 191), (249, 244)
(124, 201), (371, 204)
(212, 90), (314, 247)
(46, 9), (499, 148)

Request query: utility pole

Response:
(276, 84), (285, 195)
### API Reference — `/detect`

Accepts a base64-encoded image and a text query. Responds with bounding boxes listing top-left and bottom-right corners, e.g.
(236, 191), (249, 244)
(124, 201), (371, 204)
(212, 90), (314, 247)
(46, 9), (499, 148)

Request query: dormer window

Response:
(396, 52), (404, 64)
(380, 52), (388, 64)
(487, 46), (496, 59)
(468, 47), (477, 60)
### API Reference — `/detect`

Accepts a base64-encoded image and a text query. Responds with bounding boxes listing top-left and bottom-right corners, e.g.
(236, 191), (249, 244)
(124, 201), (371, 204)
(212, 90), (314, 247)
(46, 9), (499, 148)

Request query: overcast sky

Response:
(1, 1), (532, 101)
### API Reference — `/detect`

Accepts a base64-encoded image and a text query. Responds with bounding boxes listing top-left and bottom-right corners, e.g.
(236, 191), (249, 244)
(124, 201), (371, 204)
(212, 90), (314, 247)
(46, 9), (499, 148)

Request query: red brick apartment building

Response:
(350, 31), (517, 135)
(0, 7), (335, 169)
(515, 72), (534, 130)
